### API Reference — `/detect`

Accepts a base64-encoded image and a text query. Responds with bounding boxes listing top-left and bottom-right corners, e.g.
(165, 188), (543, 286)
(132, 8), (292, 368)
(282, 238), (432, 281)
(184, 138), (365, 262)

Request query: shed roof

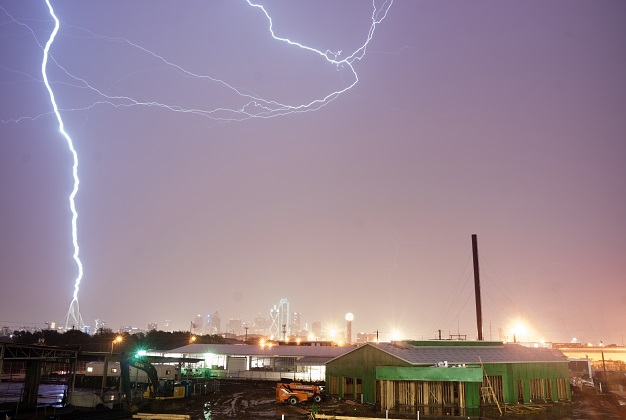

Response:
(296, 356), (337, 365)
(167, 343), (351, 359)
(355, 342), (567, 365)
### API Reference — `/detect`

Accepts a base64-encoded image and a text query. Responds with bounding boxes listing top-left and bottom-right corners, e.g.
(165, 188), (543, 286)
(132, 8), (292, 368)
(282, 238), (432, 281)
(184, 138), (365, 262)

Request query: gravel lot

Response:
(151, 380), (626, 420)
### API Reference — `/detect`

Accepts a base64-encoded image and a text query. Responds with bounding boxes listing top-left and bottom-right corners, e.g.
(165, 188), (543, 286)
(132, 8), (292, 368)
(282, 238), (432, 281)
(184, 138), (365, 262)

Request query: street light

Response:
(111, 335), (122, 354)
(510, 322), (528, 343)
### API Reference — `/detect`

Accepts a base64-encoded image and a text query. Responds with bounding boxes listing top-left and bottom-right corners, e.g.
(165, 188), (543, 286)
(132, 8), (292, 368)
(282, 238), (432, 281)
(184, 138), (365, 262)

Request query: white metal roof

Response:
(156, 342), (567, 366)
(166, 343), (352, 358)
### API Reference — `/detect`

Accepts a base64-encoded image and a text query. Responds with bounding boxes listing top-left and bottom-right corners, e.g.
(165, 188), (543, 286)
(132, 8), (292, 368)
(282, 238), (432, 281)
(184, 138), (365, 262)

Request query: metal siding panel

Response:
(376, 366), (483, 382)
(326, 343), (410, 404)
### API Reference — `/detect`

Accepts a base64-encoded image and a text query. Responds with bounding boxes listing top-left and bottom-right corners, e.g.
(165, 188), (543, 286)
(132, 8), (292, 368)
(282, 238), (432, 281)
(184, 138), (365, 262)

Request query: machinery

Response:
(276, 382), (324, 405)
(120, 353), (189, 404)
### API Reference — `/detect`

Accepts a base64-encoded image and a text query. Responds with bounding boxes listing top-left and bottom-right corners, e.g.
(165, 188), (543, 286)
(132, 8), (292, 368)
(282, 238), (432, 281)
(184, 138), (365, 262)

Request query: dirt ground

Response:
(145, 380), (626, 420)
(3, 380), (625, 419)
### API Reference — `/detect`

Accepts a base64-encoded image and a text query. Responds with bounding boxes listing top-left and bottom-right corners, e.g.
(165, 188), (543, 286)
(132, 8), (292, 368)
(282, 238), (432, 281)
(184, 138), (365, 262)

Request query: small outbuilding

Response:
(325, 341), (570, 417)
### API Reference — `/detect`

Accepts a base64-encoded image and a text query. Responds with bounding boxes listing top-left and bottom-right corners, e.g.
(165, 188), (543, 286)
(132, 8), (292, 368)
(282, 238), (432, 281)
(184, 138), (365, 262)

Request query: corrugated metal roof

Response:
(370, 342), (567, 365)
(295, 356), (337, 365)
(161, 342), (566, 366)
(168, 343), (351, 358)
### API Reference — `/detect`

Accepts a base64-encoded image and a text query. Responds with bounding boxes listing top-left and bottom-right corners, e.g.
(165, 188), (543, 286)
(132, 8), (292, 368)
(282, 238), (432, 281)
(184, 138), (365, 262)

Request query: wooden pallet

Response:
(133, 413), (191, 420)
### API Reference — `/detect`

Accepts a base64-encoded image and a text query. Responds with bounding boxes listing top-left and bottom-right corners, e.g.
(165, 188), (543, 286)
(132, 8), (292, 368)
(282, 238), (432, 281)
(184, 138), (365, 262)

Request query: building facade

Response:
(152, 342), (350, 382)
(325, 341), (570, 417)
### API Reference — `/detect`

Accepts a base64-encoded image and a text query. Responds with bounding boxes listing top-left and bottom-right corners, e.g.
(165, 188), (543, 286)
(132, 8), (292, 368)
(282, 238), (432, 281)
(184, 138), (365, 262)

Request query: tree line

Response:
(7, 329), (226, 352)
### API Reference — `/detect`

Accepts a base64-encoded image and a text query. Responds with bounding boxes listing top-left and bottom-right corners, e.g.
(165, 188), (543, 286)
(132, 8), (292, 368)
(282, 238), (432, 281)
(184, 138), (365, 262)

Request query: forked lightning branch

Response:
(13, 0), (393, 329)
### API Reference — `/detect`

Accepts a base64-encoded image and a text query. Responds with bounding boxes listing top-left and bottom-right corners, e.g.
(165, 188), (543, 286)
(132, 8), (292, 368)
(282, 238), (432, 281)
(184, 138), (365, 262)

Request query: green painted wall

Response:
(326, 345), (410, 401)
(376, 366), (483, 382)
(483, 362), (570, 403)
(465, 382), (481, 409)
(326, 345), (571, 406)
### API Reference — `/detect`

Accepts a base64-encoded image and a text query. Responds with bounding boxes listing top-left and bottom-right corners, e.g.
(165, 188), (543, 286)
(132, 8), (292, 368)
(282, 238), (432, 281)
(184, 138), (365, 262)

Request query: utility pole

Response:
(601, 345), (608, 392)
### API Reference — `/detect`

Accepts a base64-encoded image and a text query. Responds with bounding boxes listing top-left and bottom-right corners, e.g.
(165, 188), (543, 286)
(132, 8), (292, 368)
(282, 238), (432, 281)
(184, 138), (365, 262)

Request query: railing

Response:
(233, 370), (318, 382)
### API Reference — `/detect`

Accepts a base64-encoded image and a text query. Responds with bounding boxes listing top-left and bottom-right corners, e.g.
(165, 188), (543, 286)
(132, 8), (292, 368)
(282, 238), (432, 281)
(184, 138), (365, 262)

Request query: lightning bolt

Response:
(3, 0), (393, 330)
(41, 0), (84, 330)
(245, 0), (394, 115)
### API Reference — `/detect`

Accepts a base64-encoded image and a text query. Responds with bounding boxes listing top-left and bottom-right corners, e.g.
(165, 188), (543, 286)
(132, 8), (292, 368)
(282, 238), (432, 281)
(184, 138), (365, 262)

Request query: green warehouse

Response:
(325, 341), (570, 417)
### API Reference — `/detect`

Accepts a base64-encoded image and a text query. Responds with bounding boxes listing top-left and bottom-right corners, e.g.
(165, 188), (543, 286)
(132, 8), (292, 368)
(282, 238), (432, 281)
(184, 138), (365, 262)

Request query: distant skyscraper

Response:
(208, 311), (221, 334)
(147, 323), (157, 331)
(253, 317), (270, 335)
(226, 318), (242, 336)
(270, 305), (280, 339)
(291, 312), (301, 336)
(312, 321), (322, 339)
(164, 319), (171, 331)
(279, 298), (290, 339)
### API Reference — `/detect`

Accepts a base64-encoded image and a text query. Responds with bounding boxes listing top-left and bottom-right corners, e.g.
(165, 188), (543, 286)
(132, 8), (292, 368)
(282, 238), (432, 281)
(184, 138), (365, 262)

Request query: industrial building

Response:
(150, 343), (350, 382)
(325, 340), (570, 417)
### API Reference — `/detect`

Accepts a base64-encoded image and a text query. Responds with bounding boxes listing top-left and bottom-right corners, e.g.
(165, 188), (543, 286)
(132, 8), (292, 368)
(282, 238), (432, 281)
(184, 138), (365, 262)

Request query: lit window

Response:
(87, 367), (93, 373)
(111, 368), (117, 373)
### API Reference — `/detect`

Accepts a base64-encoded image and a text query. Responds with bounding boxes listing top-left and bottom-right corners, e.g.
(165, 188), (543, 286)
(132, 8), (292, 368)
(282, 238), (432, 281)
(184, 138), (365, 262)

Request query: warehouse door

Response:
(227, 357), (247, 377)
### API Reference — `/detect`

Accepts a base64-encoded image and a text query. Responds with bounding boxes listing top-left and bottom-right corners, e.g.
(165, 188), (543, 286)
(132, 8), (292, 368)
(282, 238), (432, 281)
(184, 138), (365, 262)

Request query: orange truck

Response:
(276, 382), (324, 405)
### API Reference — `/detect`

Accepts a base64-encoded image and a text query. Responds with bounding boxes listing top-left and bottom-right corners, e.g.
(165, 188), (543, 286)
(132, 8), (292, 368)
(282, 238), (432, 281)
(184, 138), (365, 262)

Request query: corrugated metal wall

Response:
(326, 345), (571, 412)
(325, 345), (410, 402)
(483, 362), (571, 403)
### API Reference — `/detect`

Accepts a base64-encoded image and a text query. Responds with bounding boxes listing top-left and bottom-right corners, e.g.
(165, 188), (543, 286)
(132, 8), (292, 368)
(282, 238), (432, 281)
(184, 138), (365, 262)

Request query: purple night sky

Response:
(1, 1), (625, 344)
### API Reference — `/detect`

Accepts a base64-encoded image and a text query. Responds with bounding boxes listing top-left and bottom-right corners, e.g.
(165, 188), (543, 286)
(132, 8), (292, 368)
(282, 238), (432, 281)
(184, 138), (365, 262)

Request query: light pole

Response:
(111, 335), (122, 354)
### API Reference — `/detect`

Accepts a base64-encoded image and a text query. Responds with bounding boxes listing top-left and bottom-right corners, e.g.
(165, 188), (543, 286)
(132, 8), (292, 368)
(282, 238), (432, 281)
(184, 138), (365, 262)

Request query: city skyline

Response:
(4, 292), (624, 346)
(1, 1), (625, 345)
